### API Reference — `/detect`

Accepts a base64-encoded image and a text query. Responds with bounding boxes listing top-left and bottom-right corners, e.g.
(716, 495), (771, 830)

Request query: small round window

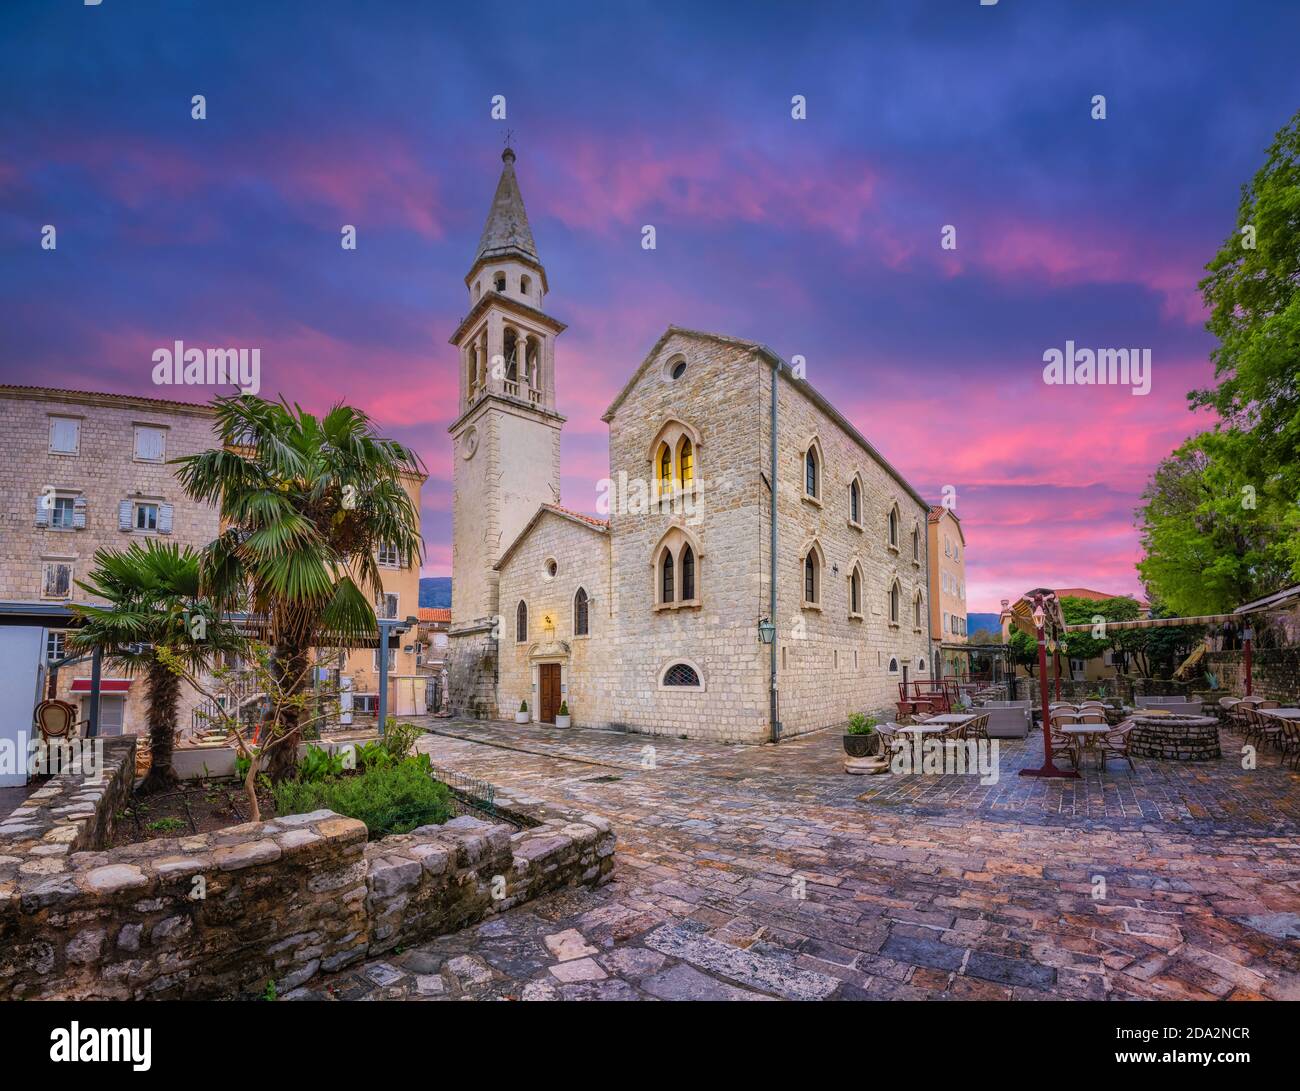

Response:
(669, 358), (687, 381)
(545, 559), (558, 579)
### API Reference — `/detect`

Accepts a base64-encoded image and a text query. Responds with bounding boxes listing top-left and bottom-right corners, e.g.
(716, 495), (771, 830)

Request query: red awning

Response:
(70, 678), (132, 693)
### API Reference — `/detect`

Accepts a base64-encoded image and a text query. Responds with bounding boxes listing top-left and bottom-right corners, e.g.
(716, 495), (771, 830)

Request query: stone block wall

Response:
(0, 754), (614, 999)
(1207, 648), (1300, 703)
(1127, 715), (1221, 761)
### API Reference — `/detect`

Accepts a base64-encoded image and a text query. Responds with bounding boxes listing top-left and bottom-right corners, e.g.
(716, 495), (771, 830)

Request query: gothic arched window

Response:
(516, 600), (528, 643)
(661, 551), (674, 604)
(849, 480), (860, 525)
(678, 437), (694, 488)
(574, 587), (589, 637)
(681, 545), (695, 601)
(850, 567), (861, 616)
(805, 448), (818, 498)
(659, 443), (673, 495)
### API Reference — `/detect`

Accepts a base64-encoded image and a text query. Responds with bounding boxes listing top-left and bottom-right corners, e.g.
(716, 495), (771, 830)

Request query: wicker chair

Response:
(961, 713), (990, 742)
(1048, 712), (1081, 767)
(1097, 720), (1136, 773)
(1277, 718), (1300, 770)
(1250, 707), (1285, 752)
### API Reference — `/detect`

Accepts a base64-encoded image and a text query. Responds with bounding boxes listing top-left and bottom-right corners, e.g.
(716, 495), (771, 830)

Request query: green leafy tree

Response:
(1139, 109), (1300, 610)
(173, 395), (425, 780)
(68, 540), (242, 793)
(1007, 628), (1039, 677)
(1057, 594), (1141, 665)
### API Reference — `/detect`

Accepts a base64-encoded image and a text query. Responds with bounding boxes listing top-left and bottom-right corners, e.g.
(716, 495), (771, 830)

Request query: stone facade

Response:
(0, 386), (221, 737)
(451, 153), (934, 741)
(1207, 647), (1300, 703)
(493, 329), (932, 741)
(0, 744), (614, 999)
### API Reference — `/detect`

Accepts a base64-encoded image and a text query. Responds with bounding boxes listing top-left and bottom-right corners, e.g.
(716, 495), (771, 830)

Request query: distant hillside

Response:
(419, 577), (452, 608)
(967, 612), (1001, 637)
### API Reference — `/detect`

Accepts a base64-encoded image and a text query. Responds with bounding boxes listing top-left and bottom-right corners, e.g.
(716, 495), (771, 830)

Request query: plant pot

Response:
(515, 711), (529, 724)
(555, 715), (571, 728)
(843, 732), (878, 758)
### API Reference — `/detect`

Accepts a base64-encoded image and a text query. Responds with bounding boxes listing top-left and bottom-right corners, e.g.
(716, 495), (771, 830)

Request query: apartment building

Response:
(927, 505), (968, 679)
(0, 385), (220, 736)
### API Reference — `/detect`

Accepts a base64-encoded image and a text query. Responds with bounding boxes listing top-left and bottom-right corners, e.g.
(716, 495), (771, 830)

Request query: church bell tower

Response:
(447, 147), (566, 716)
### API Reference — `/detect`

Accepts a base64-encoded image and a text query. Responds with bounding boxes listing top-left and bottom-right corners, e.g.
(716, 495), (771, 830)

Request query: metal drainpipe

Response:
(769, 359), (779, 744)
(87, 645), (102, 738)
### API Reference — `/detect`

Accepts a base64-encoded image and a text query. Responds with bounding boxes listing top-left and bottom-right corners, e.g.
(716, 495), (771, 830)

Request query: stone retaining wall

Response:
(0, 754), (614, 999)
(1127, 715), (1221, 761)
(1207, 648), (1300, 704)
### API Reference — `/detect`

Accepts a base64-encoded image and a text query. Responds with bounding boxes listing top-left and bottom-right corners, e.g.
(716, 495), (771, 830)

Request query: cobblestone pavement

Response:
(298, 720), (1300, 1001)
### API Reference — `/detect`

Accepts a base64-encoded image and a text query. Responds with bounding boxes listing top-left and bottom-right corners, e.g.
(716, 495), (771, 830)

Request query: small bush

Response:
(272, 756), (452, 838)
(846, 713), (878, 736)
(300, 745), (345, 782)
(383, 721), (423, 761)
(558, 701), (569, 716)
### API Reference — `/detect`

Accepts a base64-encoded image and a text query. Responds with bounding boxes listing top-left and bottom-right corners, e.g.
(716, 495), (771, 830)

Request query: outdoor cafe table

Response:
(1061, 724), (1110, 769)
(1265, 708), (1300, 719)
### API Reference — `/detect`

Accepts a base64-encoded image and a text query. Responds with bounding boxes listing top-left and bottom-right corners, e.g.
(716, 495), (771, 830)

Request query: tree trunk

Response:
(266, 644), (309, 782)
(139, 656), (181, 794)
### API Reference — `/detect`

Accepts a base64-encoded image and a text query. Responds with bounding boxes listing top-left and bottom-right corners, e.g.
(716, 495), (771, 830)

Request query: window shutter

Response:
(158, 503), (174, 534)
(72, 496), (87, 529)
(118, 500), (133, 531)
(35, 494), (50, 527)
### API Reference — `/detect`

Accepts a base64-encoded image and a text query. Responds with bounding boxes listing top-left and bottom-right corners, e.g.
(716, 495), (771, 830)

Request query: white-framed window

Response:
(133, 425), (167, 462)
(46, 630), (67, 662)
(376, 593), (398, 620)
(134, 502), (159, 531)
(377, 543), (401, 568)
(49, 416), (80, 455)
(51, 495), (76, 529)
(372, 647), (396, 672)
(42, 561), (73, 600)
(658, 658), (705, 691)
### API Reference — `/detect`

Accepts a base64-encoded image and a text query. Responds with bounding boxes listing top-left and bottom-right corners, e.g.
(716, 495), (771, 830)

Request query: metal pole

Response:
(87, 645), (102, 738)
(1053, 645), (1062, 702)
(1243, 628), (1253, 697)
(768, 359), (779, 744)
(377, 619), (389, 738)
(1020, 598), (1078, 779)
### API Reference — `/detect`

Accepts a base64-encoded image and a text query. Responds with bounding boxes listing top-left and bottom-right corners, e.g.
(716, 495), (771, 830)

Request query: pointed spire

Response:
(474, 146), (538, 267)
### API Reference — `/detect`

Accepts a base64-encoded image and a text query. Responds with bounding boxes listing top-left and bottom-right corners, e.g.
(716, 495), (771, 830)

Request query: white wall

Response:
(0, 627), (44, 787)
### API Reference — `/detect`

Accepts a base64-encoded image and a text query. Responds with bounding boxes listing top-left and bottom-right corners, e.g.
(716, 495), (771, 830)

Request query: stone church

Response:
(448, 149), (933, 742)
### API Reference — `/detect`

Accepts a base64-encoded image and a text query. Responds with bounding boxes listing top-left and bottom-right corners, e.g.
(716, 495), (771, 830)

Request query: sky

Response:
(2, 0), (1298, 612)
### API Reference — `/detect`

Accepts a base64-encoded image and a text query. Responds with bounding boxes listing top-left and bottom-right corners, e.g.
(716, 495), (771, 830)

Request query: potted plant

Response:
(843, 713), (879, 757)
(555, 701), (571, 728)
(515, 699), (530, 724)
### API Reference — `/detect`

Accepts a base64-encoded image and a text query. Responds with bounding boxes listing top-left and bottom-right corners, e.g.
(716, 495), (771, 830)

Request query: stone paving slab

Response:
(296, 719), (1300, 1002)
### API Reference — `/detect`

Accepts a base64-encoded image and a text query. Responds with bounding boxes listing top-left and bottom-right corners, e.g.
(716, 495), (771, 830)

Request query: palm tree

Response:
(172, 395), (425, 780)
(69, 540), (242, 794)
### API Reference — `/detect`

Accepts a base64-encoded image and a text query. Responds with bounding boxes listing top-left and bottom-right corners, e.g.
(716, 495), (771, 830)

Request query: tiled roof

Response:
(418, 607), (451, 623)
(927, 504), (960, 524)
(542, 503), (608, 529)
(0, 384), (215, 412)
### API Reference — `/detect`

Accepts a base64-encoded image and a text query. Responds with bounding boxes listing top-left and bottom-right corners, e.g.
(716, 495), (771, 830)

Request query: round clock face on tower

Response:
(461, 426), (479, 460)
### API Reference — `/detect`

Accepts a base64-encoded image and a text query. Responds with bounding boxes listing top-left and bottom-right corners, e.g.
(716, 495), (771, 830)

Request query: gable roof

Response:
(601, 327), (927, 509)
(417, 607), (451, 624)
(927, 504), (965, 543)
(493, 503), (609, 572)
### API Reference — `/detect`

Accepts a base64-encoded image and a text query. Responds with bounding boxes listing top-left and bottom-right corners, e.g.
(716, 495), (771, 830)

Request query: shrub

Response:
(558, 700), (569, 716)
(352, 739), (392, 772)
(383, 720), (423, 761)
(519, 699), (528, 713)
(299, 744), (345, 782)
(272, 756), (452, 838)
(846, 713), (878, 736)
